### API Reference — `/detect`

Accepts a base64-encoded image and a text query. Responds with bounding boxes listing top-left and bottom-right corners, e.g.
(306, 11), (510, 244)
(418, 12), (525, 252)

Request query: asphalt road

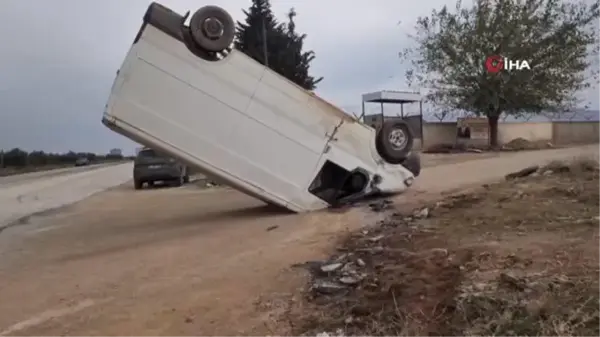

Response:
(0, 163), (124, 187)
(0, 145), (597, 335)
(0, 162), (133, 229)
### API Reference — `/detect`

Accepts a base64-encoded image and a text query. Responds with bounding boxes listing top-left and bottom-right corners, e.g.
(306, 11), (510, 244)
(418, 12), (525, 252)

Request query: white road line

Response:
(0, 299), (102, 335)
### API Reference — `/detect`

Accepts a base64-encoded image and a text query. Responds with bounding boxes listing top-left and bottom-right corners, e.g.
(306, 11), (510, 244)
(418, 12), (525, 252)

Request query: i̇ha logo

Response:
(485, 55), (531, 73)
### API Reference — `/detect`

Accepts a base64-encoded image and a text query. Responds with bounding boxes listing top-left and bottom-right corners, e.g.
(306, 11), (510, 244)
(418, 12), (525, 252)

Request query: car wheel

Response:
(183, 175), (190, 184)
(376, 120), (414, 164)
(134, 180), (143, 190)
(189, 6), (235, 52)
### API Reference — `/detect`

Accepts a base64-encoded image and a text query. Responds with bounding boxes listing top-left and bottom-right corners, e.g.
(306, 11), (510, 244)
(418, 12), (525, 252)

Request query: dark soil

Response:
(289, 158), (599, 336)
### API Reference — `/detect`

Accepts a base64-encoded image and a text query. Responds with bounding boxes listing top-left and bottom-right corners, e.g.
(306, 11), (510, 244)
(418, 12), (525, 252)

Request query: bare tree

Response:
(432, 109), (451, 121)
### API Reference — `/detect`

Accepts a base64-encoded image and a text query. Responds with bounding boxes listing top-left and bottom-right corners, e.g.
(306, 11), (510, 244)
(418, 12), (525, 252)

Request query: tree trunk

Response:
(488, 115), (499, 149)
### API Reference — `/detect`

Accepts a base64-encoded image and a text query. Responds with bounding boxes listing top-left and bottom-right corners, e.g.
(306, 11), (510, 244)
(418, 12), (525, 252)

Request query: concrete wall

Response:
(421, 120), (599, 149)
(420, 121), (556, 147)
(422, 122), (459, 147)
(497, 122), (553, 144)
(552, 121), (600, 144)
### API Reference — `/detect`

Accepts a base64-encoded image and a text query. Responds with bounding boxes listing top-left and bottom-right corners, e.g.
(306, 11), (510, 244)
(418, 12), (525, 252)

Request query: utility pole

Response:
(262, 18), (268, 67)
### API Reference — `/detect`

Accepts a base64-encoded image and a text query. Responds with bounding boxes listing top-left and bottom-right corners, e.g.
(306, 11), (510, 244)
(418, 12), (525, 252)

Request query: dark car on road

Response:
(75, 157), (90, 166)
(133, 148), (189, 189)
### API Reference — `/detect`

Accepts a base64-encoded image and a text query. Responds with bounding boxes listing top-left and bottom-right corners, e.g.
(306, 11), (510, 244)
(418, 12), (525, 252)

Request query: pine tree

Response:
(234, 0), (281, 67)
(235, 0), (323, 90)
(280, 8), (322, 90)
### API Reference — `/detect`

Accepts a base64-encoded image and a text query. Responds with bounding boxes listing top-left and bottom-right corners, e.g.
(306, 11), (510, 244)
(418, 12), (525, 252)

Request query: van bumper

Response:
(134, 166), (181, 182)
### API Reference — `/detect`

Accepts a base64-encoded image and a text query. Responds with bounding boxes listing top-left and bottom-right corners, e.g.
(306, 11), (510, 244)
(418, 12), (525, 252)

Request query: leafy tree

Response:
(4, 148), (28, 167)
(0, 148), (125, 170)
(402, 0), (599, 147)
(235, 0), (322, 90)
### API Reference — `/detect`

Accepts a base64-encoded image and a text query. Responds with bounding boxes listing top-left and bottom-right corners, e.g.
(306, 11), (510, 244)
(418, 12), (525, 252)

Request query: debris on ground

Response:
(194, 177), (221, 189)
(290, 158), (599, 336)
(505, 165), (540, 179)
(502, 137), (554, 151)
(424, 138), (555, 154)
(413, 207), (430, 219)
(368, 199), (393, 212)
(505, 157), (599, 181)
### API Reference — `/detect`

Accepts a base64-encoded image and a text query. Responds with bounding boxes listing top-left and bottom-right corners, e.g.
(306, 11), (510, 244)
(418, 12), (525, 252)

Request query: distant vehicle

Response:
(133, 148), (189, 189)
(103, 2), (420, 211)
(74, 158), (90, 166)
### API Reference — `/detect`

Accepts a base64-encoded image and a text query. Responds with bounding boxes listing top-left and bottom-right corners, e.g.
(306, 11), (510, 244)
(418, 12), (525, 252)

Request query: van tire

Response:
(189, 6), (235, 52)
(376, 120), (414, 164)
(134, 180), (143, 190)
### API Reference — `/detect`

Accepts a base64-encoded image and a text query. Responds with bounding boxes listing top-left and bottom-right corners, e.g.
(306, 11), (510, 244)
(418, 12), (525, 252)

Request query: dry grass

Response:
(290, 158), (599, 336)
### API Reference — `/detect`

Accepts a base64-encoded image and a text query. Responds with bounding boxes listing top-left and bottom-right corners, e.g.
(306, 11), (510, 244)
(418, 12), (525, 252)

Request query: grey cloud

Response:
(0, 0), (452, 154)
(0, 0), (147, 154)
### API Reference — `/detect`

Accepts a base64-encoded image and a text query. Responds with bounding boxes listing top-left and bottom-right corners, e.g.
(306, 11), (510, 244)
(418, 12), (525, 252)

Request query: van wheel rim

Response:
(388, 129), (407, 150)
(203, 18), (224, 40)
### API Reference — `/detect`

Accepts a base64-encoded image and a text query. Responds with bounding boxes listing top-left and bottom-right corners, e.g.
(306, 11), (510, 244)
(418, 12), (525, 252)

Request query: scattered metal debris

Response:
(368, 199), (393, 212)
(320, 263), (343, 273)
(505, 165), (540, 180)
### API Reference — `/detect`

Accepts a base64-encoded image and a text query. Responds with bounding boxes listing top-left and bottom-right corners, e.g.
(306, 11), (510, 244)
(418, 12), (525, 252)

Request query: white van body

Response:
(103, 3), (418, 213)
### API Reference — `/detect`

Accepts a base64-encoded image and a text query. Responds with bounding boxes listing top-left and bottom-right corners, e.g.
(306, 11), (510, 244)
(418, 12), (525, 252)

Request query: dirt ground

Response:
(292, 159), (599, 336)
(0, 146), (597, 336)
(420, 151), (500, 167)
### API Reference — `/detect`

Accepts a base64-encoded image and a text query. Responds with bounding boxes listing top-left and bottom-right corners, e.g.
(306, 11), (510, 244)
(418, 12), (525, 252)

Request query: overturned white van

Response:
(103, 2), (421, 213)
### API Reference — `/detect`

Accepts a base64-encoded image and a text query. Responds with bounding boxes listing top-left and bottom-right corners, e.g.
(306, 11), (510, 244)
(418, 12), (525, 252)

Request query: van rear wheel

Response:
(189, 6), (235, 52)
(376, 120), (414, 164)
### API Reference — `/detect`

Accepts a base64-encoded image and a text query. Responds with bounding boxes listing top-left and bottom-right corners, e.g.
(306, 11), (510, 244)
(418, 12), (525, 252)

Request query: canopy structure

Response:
(361, 90), (424, 139)
(361, 90), (423, 118)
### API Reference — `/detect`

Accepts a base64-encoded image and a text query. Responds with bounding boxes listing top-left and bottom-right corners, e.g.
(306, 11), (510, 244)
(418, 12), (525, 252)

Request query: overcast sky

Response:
(1, 0), (598, 154)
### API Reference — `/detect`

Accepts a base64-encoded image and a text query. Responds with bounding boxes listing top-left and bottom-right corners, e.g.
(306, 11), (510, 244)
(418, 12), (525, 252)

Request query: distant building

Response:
(421, 109), (600, 123)
(109, 148), (122, 156)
